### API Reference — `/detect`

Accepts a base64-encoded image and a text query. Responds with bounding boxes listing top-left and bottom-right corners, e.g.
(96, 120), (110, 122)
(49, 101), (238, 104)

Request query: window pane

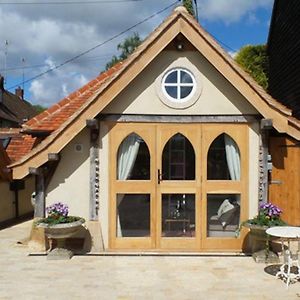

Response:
(165, 70), (178, 84)
(165, 86), (178, 99)
(207, 134), (240, 180)
(180, 86), (193, 99)
(116, 194), (150, 237)
(207, 194), (240, 237)
(162, 133), (195, 180)
(180, 70), (193, 83)
(162, 194), (195, 237)
(117, 133), (150, 180)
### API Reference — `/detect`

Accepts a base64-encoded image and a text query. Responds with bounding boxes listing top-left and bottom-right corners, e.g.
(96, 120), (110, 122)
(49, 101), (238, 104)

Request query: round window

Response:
(162, 68), (196, 103)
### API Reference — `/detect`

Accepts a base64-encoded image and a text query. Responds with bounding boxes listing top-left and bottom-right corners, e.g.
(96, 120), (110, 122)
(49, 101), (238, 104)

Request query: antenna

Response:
(193, 0), (199, 22)
(21, 57), (25, 91)
(4, 40), (9, 84)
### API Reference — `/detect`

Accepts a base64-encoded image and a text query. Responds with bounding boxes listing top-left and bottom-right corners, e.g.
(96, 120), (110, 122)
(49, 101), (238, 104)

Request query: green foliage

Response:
(183, 0), (195, 16)
(35, 216), (83, 226)
(33, 104), (47, 114)
(105, 32), (142, 70)
(235, 44), (269, 90)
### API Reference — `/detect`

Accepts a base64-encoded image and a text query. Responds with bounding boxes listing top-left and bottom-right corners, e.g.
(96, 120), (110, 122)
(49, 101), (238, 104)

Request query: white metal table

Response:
(266, 226), (300, 287)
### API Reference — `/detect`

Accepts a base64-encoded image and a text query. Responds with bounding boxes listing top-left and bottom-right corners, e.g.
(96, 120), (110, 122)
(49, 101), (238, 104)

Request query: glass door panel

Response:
(162, 194), (195, 237)
(117, 194), (150, 237)
(157, 124), (201, 250)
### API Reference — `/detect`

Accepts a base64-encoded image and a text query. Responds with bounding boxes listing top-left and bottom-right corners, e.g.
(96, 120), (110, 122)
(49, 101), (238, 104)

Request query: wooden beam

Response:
(100, 114), (259, 123)
(86, 119), (99, 130)
(89, 123), (100, 221)
(29, 167), (43, 176)
(260, 119), (273, 130)
(48, 153), (60, 161)
(34, 171), (45, 218)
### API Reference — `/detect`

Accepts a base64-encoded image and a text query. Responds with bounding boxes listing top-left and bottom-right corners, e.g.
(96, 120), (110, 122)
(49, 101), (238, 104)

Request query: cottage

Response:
(7, 6), (300, 252)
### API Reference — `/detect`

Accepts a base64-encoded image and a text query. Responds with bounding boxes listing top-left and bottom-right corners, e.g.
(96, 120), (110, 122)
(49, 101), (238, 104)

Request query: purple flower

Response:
(46, 202), (69, 218)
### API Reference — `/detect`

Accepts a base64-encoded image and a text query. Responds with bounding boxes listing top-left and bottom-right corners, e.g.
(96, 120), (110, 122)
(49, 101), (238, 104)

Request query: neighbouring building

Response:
(0, 76), (37, 225)
(5, 6), (300, 252)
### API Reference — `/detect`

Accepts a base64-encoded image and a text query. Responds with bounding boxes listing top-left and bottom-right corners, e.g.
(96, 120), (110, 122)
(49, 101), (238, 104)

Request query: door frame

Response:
(108, 122), (248, 251)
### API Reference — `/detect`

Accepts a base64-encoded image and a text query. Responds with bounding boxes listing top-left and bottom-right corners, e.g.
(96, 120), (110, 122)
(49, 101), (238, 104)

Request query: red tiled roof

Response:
(24, 62), (124, 132)
(6, 134), (37, 162)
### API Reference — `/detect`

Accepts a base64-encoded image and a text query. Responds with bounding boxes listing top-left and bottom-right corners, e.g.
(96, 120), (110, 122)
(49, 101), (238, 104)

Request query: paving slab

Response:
(0, 220), (300, 299)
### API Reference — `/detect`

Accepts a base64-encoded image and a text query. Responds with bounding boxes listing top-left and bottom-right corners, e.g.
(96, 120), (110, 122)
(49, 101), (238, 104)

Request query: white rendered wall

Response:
(46, 128), (90, 219)
(103, 51), (258, 116)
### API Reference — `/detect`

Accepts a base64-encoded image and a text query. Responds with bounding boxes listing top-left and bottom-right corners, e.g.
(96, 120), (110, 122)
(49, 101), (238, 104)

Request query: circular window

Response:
(162, 68), (196, 103)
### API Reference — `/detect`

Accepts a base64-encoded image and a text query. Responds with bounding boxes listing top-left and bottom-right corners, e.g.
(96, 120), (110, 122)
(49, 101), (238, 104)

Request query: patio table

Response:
(266, 226), (300, 287)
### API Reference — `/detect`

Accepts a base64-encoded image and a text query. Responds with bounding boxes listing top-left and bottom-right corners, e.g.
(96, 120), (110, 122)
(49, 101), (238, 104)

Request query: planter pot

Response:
(243, 223), (279, 263)
(38, 218), (85, 260)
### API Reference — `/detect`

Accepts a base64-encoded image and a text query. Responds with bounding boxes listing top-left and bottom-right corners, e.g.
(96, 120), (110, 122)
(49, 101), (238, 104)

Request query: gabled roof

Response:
(23, 62), (124, 132)
(10, 6), (300, 179)
(0, 85), (37, 126)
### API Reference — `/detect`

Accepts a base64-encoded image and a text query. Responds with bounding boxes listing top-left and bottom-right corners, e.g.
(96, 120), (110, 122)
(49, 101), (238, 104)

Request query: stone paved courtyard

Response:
(0, 220), (300, 299)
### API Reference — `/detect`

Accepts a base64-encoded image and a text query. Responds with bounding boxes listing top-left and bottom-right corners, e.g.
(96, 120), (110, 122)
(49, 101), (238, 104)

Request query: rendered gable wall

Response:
(45, 128), (90, 219)
(103, 51), (259, 116)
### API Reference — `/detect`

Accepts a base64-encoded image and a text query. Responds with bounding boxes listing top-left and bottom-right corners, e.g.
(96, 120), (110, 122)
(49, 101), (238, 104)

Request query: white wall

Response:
(46, 128), (90, 219)
(103, 51), (258, 116)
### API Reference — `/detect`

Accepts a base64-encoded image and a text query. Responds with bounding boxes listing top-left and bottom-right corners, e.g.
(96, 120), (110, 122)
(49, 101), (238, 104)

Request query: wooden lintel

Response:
(48, 153), (60, 161)
(260, 118), (273, 130)
(29, 167), (43, 176)
(86, 119), (99, 129)
(100, 114), (259, 123)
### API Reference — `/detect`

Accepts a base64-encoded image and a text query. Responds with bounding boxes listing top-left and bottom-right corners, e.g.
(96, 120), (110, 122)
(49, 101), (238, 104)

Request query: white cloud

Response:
(199, 0), (273, 23)
(29, 58), (88, 106)
(228, 51), (238, 58)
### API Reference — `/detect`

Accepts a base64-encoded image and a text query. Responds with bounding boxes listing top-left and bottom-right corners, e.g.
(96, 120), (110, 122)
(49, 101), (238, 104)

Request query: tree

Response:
(235, 44), (269, 90)
(33, 104), (47, 114)
(183, 0), (195, 17)
(105, 32), (142, 70)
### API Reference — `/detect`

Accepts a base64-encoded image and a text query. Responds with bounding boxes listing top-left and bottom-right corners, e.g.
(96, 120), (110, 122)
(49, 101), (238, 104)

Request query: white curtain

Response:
(224, 134), (240, 180)
(117, 134), (140, 237)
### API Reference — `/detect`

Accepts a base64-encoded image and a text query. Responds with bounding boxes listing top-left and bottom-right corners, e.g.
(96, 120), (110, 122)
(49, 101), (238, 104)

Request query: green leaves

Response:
(235, 44), (269, 90)
(183, 0), (195, 16)
(105, 32), (142, 70)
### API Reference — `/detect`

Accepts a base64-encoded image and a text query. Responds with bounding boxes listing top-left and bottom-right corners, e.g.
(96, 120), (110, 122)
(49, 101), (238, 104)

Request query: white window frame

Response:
(162, 68), (196, 103)
(156, 57), (202, 109)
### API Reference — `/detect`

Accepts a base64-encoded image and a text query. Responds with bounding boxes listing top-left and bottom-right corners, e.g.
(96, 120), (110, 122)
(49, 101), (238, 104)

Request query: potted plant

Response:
(239, 202), (286, 262)
(35, 202), (85, 259)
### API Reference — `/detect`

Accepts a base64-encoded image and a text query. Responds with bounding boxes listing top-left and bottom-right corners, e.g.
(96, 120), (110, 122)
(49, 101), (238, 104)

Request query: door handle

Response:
(157, 169), (162, 184)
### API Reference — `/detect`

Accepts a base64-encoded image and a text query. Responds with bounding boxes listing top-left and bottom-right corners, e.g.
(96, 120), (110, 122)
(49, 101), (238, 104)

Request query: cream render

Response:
(46, 128), (90, 219)
(103, 51), (259, 116)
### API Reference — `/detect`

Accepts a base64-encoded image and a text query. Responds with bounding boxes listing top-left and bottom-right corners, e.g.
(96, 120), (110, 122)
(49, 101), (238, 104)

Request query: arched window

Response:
(162, 133), (195, 180)
(117, 133), (150, 180)
(207, 133), (240, 180)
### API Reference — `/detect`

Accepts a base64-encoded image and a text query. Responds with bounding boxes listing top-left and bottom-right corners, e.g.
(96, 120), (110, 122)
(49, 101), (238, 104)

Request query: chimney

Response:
(15, 86), (24, 100)
(0, 75), (4, 103)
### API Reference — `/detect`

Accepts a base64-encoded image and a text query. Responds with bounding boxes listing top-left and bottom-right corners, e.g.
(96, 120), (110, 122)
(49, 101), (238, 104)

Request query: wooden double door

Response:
(109, 122), (248, 251)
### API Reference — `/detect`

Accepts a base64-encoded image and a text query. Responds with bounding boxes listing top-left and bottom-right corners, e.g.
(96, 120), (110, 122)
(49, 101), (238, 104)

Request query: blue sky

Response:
(0, 0), (274, 107)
